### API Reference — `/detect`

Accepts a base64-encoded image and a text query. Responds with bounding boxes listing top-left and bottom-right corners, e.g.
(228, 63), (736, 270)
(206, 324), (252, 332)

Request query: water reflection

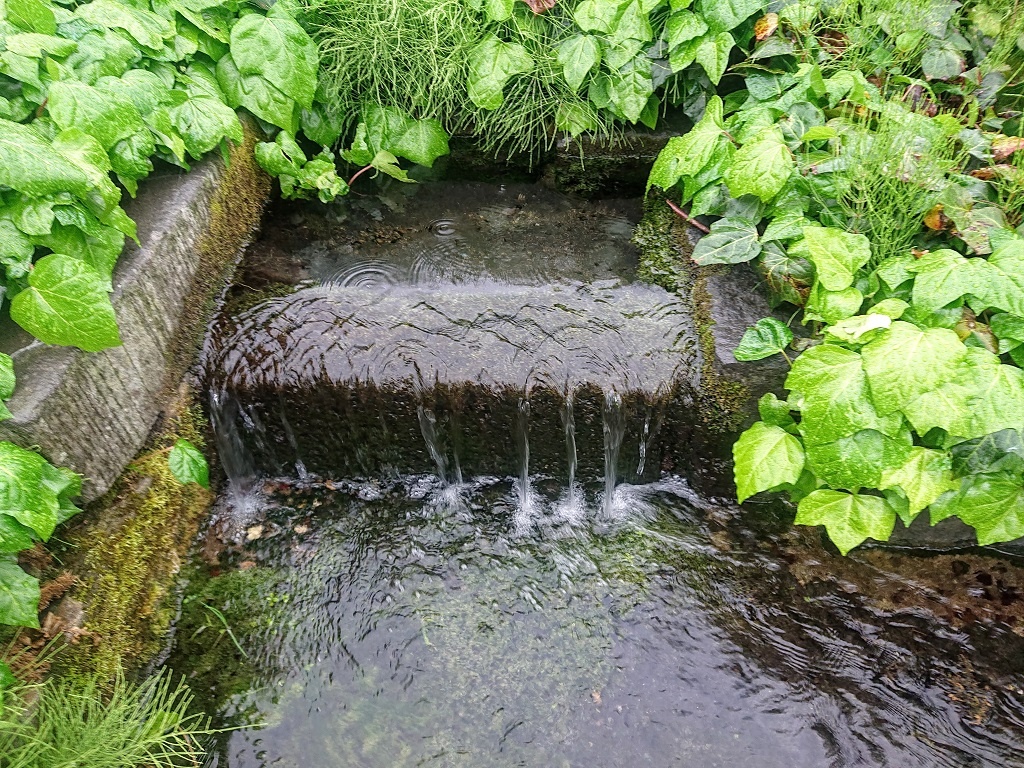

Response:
(170, 478), (1024, 768)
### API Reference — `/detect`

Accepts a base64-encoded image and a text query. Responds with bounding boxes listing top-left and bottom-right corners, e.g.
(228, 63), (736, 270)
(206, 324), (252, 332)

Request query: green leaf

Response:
(792, 226), (871, 292)
(0, 443), (54, 541)
(867, 298), (909, 319)
(691, 217), (761, 265)
(7, 0), (56, 34)
(468, 36), (534, 110)
(805, 429), (912, 491)
(734, 317), (792, 361)
(922, 45), (964, 81)
(0, 514), (36, 554)
(47, 80), (150, 151)
(169, 94), (244, 159)
(824, 313), (891, 344)
(861, 321), (966, 416)
(694, 31), (733, 85)
(786, 344), (900, 445)
(804, 282), (862, 326)
(9, 253), (121, 352)
(51, 129), (120, 216)
(697, 0), (763, 33)
(0, 119), (90, 199)
(724, 128), (793, 203)
(557, 35), (601, 91)
(607, 66), (654, 124)
(931, 476), (1024, 545)
(879, 447), (958, 521)
(0, 559), (39, 628)
(980, 241), (1024, 316)
(646, 96), (723, 192)
(666, 10), (708, 48)
(573, 0), (627, 33)
(555, 101), (599, 136)
(390, 118), (450, 168)
(758, 392), (796, 429)
(795, 490), (896, 554)
(484, 0), (515, 21)
(74, 0), (173, 51)
(909, 249), (986, 311)
(0, 659), (15, 689)
(229, 5), (317, 109)
(0, 355), (14, 404)
(217, 54), (297, 133)
(733, 421), (805, 502)
(950, 429), (1024, 479)
(169, 439), (209, 488)
(944, 348), (1024, 439)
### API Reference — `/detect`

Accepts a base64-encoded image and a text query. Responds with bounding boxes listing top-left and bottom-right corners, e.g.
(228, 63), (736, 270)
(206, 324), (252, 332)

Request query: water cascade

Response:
(602, 390), (626, 514)
(515, 397), (532, 512)
(416, 405), (449, 485)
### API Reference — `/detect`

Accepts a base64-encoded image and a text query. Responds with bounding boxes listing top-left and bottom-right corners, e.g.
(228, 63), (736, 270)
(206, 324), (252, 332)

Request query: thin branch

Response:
(665, 199), (712, 234)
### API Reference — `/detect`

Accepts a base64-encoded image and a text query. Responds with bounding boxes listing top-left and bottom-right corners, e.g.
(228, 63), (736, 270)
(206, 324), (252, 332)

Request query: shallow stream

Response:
(168, 179), (1024, 767)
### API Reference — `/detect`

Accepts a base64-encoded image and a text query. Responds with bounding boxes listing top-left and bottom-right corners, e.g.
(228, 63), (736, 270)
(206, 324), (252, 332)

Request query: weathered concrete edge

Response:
(0, 127), (271, 501)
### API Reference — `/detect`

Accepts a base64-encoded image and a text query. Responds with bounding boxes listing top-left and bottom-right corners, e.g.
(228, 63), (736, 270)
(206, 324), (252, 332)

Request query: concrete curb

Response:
(0, 130), (270, 500)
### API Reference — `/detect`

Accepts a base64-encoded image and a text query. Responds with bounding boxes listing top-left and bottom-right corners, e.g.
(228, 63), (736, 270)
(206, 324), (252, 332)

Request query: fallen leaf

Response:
(246, 524), (264, 541)
(754, 13), (778, 40)
(522, 0), (556, 11)
(924, 204), (948, 230)
(992, 136), (1024, 163)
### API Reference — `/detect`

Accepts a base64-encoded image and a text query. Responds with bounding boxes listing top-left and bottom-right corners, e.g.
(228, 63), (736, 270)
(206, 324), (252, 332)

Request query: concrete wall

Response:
(0, 128), (270, 500)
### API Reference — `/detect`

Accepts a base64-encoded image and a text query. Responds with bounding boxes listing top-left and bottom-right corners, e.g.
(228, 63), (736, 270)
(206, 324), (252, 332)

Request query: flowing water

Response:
(171, 180), (1024, 767)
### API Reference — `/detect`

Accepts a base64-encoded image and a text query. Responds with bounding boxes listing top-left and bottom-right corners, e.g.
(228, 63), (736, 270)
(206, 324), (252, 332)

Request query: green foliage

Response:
(734, 317), (793, 360)
(0, 669), (215, 767)
(168, 439), (208, 488)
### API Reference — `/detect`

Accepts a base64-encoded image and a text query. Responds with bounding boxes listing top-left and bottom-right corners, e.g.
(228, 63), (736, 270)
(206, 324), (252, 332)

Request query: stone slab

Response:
(0, 135), (269, 500)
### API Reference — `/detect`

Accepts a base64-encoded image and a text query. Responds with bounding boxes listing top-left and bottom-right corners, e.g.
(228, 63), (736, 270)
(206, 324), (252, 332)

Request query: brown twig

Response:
(665, 200), (711, 234)
(347, 164), (374, 188)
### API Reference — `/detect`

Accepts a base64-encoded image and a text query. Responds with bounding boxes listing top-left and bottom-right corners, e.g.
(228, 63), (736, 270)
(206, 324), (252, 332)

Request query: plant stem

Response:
(665, 200), (712, 234)
(347, 164), (374, 188)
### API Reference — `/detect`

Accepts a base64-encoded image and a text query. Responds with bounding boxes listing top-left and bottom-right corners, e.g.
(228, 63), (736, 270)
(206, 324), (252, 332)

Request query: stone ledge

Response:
(0, 129), (270, 500)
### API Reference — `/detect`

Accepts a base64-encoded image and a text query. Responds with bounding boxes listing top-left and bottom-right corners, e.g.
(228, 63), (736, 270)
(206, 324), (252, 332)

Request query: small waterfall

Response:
(417, 405), (449, 484)
(208, 388), (264, 521)
(516, 397), (531, 510)
(637, 406), (651, 477)
(602, 390), (625, 515)
(277, 396), (308, 481)
(561, 394), (577, 491)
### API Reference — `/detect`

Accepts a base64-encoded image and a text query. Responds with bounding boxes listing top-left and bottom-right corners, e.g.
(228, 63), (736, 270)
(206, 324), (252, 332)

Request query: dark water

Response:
(169, 477), (1024, 768)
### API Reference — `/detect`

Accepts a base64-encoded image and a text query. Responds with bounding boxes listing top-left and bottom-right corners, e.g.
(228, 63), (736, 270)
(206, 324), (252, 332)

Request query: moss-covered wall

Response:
(44, 127), (270, 681)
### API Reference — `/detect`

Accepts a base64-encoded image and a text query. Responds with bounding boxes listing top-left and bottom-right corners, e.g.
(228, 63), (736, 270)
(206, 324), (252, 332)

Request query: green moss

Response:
(56, 396), (215, 682)
(632, 194), (749, 435)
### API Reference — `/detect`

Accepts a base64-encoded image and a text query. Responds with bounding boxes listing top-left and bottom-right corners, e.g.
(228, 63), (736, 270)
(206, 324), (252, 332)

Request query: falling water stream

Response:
(169, 181), (1024, 768)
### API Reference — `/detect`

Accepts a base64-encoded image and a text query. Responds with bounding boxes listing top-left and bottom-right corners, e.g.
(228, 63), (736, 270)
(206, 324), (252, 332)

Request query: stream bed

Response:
(168, 179), (1024, 767)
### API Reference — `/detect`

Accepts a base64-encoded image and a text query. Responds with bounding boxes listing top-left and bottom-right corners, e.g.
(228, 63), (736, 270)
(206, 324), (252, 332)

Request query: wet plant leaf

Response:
(0, 558), (39, 628)
(880, 447), (958, 520)
(691, 217), (761, 264)
(724, 127), (793, 203)
(169, 439), (209, 488)
(557, 35), (601, 91)
(932, 476), (1024, 545)
(734, 317), (792, 361)
(795, 490), (896, 554)
(733, 421), (805, 502)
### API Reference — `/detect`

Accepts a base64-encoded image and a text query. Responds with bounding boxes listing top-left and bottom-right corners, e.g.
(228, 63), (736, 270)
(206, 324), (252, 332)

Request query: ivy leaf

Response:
(724, 127), (793, 203)
(691, 217), (761, 265)
(169, 439), (209, 488)
(390, 118), (450, 168)
(697, 0), (764, 33)
(805, 429), (912, 491)
(484, 0), (516, 20)
(758, 392), (796, 430)
(229, 5), (317, 109)
(74, 0), (173, 51)
(217, 54), (298, 133)
(170, 94), (244, 159)
(945, 348), (1024, 440)
(792, 226), (871, 291)
(980, 241), (1024, 316)
(646, 96), (723, 192)
(755, 243), (813, 306)
(665, 10), (708, 48)
(9, 254), (121, 352)
(555, 101), (599, 136)
(557, 35), (601, 91)
(694, 31), (733, 85)
(950, 429), (1024, 478)
(468, 36), (534, 110)
(786, 344), (901, 446)
(931, 476), (1024, 546)
(909, 249), (987, 311)
(0, 558), (40, 628)
(0, 443), (55, 541)
(861, 321), (966, 416)
(803, 281), (863, 324)
(573, 0), (626, 33)
(867, 298), (909, 319)
(824, 313), (891, 344)
(880, 447), (958, 521)
(0, 513), (35, 554)
(47, 81), (151, 152)
(733, 421), (805, 503)
(51, 129), (121, 217)
(795, 490), (896, 554)
(734, 317), (792, 361)
(607, 66), (654, 123)
(7, 0), (56, 34)
(0, 119), (91, 199)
